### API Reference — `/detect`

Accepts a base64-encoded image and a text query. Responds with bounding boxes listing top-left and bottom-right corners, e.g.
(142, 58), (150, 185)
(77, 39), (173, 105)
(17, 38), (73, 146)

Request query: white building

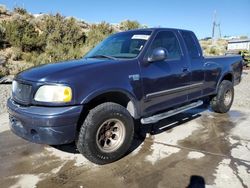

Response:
(227, 39), (250, 51)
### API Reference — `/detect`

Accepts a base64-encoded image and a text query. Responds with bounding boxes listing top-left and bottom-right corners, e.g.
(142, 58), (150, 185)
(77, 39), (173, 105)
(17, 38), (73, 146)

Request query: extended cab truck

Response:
(7, 28), (243, 164)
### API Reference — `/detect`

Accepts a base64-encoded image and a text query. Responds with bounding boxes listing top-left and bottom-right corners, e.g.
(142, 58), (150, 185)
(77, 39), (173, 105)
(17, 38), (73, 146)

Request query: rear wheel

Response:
(210, 80), (234, 113)
(76, 102), (134, 165)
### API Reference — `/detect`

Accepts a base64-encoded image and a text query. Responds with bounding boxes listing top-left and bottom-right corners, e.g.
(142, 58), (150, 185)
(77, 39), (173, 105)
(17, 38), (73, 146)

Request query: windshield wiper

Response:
(87, 55), (117, 60)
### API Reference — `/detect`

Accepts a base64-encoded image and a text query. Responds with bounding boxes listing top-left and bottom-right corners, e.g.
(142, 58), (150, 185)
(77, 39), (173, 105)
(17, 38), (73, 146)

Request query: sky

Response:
(0, 0), (250, 39)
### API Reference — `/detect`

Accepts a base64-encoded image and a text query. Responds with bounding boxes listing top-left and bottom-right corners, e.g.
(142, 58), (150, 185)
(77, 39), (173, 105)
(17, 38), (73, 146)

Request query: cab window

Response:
(181, 31), (200, 58)
(148, 31), (182, 59)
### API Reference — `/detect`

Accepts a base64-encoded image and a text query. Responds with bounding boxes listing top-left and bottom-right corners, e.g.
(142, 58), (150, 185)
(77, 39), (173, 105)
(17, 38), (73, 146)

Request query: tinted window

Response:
(181, 31), (200, 58)
(149, 31), (181, 59)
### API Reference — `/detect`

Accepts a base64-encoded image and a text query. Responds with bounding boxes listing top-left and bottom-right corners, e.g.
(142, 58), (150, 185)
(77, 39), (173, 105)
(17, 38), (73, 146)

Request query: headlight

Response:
(34, 85), (72, 103)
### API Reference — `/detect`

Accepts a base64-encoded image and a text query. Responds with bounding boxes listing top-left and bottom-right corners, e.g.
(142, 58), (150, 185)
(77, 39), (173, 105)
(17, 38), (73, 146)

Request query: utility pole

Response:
(212, 10), (221, 44)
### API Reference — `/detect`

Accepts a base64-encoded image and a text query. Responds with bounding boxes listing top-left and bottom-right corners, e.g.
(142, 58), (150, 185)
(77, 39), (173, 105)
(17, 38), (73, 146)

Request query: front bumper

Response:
(7, 98), (83, 145)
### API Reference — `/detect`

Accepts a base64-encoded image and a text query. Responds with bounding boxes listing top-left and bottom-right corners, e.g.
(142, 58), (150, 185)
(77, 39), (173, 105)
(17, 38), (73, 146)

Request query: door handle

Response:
(181, 67), (189, 77)
(182, 67), (189, 72)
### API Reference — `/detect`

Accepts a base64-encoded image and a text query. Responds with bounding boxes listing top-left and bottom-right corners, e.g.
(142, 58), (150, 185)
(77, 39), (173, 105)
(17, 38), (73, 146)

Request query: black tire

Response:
(210, 80), (234, 113)
(76, 102), (134, 165)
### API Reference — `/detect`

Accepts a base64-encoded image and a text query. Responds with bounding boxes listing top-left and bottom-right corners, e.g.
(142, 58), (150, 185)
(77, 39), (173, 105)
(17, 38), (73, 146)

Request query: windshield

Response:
(85, 30), (152, 59)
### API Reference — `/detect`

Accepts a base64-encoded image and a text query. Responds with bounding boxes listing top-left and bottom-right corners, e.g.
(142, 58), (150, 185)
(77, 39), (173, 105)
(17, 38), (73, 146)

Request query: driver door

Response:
(140, 30), (190, 116)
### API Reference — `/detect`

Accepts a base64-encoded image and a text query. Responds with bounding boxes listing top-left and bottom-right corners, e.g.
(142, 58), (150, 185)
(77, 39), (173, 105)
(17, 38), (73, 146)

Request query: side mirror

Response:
(148, 47), (168, 62)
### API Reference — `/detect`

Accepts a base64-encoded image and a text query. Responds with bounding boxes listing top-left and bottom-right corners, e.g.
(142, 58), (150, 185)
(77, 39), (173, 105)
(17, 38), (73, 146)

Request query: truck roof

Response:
(122, 28), (193, 33)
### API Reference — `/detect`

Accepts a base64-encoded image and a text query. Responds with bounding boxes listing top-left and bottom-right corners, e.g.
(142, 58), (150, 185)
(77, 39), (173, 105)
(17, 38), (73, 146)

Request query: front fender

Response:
(80, 88), (141, 119)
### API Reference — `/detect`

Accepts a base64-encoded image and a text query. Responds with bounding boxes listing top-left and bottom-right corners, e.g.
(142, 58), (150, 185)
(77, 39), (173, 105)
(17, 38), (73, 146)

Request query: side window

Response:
(149, 31), (181, 59)
(181, 31), (200, 58)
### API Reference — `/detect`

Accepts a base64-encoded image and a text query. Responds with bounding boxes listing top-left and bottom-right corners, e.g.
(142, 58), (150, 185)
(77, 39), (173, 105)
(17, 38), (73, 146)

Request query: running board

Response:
(141, 100), (203, 124)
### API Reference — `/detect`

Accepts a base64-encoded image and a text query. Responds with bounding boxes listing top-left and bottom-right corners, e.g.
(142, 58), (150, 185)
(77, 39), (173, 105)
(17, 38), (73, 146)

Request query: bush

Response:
(11, 47), (22, 61)
(13, 7), (28, 15)
(119, 20), (141, 31)
(41, 14), (86, 47)
(0, 55), (9, 77)
(0, 68), (9, 77)
(3, 18), (44, 51)
(0, 7), (145, 75)
(0, 23), (5, 48)
(200, 39), (227, 56)
(2, 13), (86, 64)
(240, 50), (250, 66)
(40, 14), (86, 62)
(209, 47), (218, 55)
(33, 53), (50, 65)
(86, 22), (114, 48)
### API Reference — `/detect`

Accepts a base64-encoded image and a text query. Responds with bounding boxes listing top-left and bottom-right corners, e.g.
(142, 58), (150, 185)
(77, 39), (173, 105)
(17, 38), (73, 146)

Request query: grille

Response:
(12, 81), (32, 105)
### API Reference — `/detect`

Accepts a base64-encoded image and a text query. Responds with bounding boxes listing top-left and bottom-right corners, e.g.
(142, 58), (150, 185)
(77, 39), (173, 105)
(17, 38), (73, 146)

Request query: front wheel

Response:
(76, 102), (134, 165)
(210, 80), (234, 113)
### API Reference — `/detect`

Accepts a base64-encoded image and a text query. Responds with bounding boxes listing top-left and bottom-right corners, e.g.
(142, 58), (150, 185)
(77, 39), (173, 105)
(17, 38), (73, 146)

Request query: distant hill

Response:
(200, 39), (228, 56)
(0, 5), (142, 77)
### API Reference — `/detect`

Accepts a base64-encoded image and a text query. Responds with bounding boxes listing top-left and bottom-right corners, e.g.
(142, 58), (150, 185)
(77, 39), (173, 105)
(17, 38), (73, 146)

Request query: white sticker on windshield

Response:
(131, 35), (150, 40)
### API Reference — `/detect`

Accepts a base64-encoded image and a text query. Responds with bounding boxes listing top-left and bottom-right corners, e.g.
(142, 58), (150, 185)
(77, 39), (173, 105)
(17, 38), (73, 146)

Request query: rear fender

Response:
(215, 72), (234, 93)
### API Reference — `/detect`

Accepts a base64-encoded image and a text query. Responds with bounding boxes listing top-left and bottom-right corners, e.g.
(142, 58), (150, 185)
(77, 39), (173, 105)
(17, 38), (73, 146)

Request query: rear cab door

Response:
(180, 31), (205, 100)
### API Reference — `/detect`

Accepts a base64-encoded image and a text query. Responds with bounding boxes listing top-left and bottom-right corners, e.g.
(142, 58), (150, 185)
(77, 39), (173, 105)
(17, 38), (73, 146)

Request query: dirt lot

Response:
(0, 71), (250, 188)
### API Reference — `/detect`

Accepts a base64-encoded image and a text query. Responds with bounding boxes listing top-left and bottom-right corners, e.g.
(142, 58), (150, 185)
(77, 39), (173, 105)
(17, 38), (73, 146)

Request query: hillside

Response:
(200, 39), (228, 56)
(0, 5), (142, 78)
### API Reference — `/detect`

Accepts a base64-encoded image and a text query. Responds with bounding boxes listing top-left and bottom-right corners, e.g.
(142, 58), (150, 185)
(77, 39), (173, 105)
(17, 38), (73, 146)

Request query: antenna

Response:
(212, 10), (221, 41)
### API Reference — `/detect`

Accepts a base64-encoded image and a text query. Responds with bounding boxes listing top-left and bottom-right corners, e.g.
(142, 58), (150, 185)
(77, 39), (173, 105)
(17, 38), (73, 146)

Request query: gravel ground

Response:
(233, 70), (250, 108)
(0, 84), (11, 114)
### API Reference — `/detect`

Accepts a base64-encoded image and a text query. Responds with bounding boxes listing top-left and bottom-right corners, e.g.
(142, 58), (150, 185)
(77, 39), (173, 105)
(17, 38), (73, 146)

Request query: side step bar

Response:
(141, 100), (203, 124)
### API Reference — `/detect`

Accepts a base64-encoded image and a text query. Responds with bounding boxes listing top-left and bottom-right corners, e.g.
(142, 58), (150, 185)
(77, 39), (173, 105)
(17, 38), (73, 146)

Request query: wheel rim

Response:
(224, 89), (232, 106)
(96, 118), (126, 153)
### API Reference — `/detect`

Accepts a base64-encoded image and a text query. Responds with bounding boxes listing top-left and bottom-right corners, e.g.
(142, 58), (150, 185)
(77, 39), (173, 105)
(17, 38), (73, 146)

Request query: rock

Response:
(0, 84), (11, 114)
(0, 75), (14, 84)
(0, 55), (6, 65)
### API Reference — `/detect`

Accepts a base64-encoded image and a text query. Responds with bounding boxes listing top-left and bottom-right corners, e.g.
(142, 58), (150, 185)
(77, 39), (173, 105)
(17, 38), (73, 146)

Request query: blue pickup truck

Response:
(7, 28), (243, 164)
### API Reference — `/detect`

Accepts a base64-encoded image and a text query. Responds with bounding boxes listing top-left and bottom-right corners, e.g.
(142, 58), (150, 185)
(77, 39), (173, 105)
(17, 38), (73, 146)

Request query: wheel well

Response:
(77, 92), (137, 131)
(87, 92), (131, 110)
(222, 73), (233, 83)
(214, 73), (233, 95)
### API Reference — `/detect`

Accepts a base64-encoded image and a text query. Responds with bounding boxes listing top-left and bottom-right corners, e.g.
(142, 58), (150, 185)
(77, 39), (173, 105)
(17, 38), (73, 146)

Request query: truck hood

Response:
(16, 58), (116, 83)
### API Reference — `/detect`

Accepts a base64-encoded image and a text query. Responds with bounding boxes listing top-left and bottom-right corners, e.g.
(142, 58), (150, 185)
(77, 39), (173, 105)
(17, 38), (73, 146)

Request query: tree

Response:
(119, 20), (141, 31)
(4, 18), (44, 51)
(41, 14), (86, 62)
(13, 7), (28, 15)
(41, 14), (85, 46)
(86, 22), (114, 48)
(0, 5), (147, 72)
(0, 23), (5, 47)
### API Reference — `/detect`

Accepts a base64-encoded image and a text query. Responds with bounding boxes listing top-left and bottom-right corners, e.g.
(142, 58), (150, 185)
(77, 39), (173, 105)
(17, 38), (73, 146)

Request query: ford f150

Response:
(7, 28), (243, 164)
